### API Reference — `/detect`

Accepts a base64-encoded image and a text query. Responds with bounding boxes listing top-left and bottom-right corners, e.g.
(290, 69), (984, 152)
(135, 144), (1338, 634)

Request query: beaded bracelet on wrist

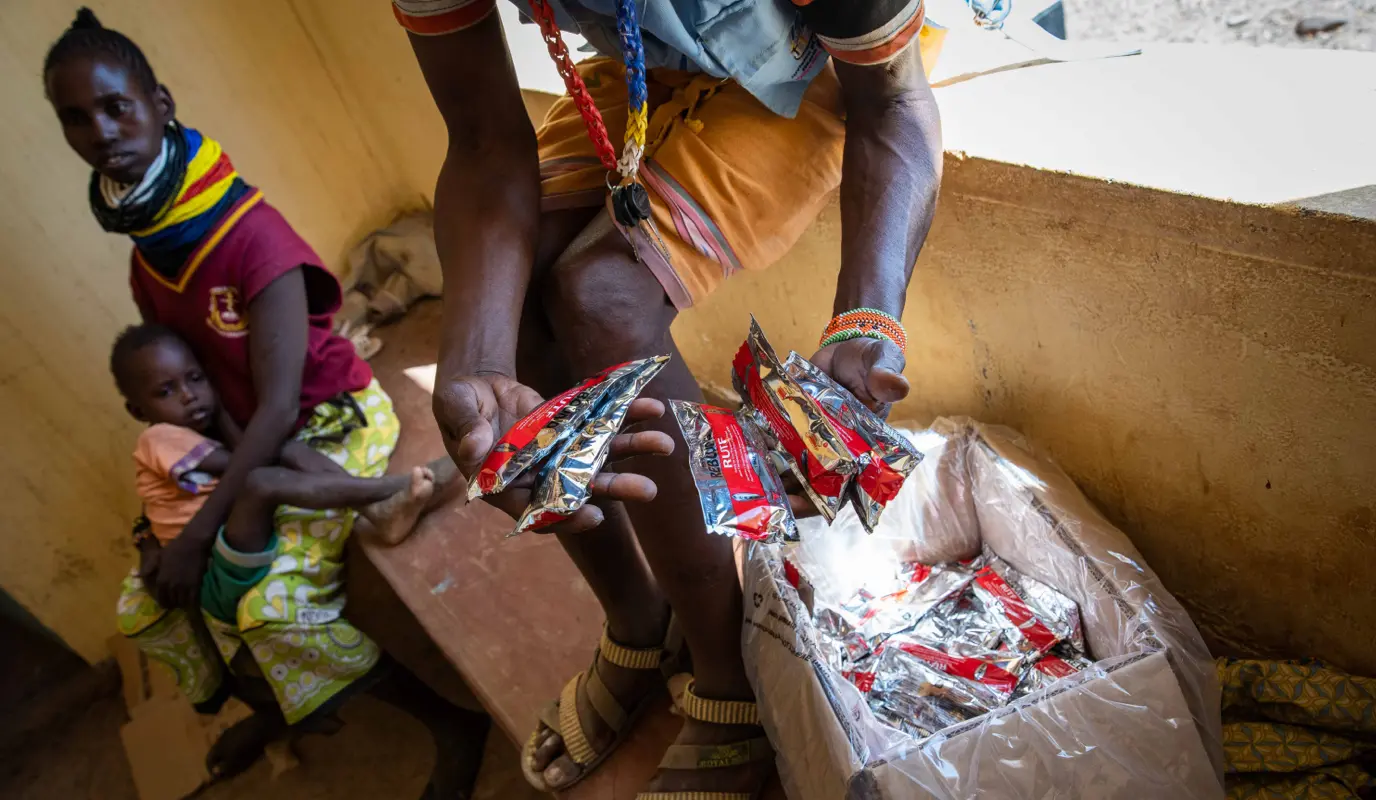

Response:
(819, 308), (907, 353)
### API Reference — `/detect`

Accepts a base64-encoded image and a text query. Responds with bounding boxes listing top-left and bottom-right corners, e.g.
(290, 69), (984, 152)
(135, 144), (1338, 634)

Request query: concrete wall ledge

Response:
(930, 33), (1376, 220)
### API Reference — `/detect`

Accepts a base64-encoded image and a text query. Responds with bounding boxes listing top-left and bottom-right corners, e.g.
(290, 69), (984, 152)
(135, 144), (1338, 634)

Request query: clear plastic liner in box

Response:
(741, 418), (1224, 800)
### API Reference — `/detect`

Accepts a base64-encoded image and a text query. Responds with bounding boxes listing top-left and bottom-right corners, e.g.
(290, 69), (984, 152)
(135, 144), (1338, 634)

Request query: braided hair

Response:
(44, 8), (158, 97)
(45, 9), (186, 232)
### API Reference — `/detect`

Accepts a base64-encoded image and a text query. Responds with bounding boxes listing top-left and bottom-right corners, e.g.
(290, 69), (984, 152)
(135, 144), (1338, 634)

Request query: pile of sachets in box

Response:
(796, 547), (1092, 738)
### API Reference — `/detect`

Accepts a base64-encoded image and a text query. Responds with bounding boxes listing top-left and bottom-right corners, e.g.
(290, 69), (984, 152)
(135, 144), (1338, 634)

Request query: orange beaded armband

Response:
(819, 308), (907, 353)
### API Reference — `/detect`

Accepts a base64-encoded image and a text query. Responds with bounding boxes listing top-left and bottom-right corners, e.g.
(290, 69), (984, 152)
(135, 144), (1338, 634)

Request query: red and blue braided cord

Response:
(527, 0), (651, 179)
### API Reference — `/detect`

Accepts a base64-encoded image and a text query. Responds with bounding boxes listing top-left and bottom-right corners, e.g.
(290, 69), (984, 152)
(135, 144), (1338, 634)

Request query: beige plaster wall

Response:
(680, 159), (1376, 673)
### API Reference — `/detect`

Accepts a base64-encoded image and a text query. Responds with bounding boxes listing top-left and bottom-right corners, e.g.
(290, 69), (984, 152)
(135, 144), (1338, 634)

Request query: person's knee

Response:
(242, 467), (286, 506)
(544, 239), (670, 363)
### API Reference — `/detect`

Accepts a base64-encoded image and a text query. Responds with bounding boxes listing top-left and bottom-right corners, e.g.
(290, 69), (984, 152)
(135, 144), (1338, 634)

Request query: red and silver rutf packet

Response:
(672, 401), (796, 544)
(783, 353), (922, 532)
(872, 636), (1021, 715)
(732, 318), (857, 520)
(1012, 646), (1094, 699)
(512, 356), (669, 534)
(907, 590), (1007, 660)
(468, 359), (649, 500)
(826, 563), (975, 661)
(970, 554), (1085, 658)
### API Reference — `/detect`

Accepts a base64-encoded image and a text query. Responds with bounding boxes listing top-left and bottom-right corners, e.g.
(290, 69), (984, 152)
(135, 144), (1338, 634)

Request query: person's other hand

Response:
(150, 524), (210, 609)
(793, 337), (907, 513)
(433, 373), (674, 533)
(809, 337), (909, 418)
(779, 468), (824, 520)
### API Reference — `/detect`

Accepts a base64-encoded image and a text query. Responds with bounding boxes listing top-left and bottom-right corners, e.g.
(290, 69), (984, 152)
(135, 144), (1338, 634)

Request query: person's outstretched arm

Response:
(405, 12), (544, 465)
(804, 3), (943, 415)
(403, 8), (672, 532)
(149, 271), (309, 608)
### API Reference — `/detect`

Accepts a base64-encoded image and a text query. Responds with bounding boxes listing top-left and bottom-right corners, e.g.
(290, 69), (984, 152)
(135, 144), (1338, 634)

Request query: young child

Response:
(112, 323), (438, 622)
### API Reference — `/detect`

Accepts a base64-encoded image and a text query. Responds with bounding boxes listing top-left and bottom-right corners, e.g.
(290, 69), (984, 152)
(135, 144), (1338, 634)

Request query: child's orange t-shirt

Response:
(133, 424), (221, 543)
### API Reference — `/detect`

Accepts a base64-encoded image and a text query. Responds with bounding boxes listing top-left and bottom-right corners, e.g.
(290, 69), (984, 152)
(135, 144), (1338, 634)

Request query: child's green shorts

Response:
(200, 530), (277, 625)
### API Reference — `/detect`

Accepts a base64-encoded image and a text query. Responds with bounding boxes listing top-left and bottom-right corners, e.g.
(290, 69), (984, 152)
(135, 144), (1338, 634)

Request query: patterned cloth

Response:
(126, 127), (253, 278)
(1219, 657), (1376, 799)
(116, 379), (400, 723)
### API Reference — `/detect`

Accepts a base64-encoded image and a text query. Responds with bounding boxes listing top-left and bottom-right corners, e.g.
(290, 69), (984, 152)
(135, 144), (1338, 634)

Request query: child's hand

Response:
(150, 523), (211, 609)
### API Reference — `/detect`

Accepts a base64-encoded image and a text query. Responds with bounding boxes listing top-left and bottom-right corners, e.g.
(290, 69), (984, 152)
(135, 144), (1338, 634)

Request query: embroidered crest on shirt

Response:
(207, 286), (247, 337)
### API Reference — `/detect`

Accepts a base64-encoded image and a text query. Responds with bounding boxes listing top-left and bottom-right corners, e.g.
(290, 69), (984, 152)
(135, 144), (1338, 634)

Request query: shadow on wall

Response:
(0, 587), (88, 714)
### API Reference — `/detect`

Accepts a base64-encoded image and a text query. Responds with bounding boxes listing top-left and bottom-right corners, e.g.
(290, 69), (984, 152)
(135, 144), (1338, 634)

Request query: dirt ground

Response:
(1062, 0), (1376, 51)
(0, 692), (542, 800)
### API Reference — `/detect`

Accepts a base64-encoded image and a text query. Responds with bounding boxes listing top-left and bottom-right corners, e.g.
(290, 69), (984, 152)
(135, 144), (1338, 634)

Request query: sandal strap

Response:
(681, 679), (760, 726)
(600, 624), (666, 670)
(656, 736), (774, 771)
(558, 673), (600, 766)
(585, 661), (629, 732)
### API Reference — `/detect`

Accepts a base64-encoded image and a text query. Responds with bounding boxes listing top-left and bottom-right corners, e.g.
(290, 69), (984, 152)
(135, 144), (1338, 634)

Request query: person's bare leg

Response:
(364, 658), (491, 799)
(222, 466), (426, 554)
(539, 214), (769, 793)
(516, 208), (672, 786)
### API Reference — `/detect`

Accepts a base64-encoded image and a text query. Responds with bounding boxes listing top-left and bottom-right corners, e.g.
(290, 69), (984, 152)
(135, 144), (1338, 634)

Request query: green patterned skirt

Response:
(115, 379), (400, 724)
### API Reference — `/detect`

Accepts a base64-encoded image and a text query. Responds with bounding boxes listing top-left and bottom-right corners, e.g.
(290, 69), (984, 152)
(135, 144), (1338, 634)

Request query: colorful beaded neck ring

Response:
(527, 0), (662, 243)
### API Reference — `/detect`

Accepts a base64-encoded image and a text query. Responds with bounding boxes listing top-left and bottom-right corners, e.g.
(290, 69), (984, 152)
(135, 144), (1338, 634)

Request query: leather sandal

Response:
(521, 620), (682, 792)
(636, 678), (775, 800)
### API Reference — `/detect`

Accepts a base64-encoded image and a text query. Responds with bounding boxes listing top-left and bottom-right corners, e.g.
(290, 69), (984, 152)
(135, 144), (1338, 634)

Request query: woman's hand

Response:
(149, 516), (215, 609)
(809, 337), (909, 418)
(434, 372), (674, 534)
(136, 540), (163, 585)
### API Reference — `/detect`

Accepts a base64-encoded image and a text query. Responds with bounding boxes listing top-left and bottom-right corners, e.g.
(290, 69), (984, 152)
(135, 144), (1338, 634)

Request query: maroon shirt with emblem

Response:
(129, 190), (372, 428)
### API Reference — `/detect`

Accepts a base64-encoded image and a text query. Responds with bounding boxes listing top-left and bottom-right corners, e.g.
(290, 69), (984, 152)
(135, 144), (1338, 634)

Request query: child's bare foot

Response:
(363, 467), (435, 546)
(424, 455), (461, 509)
(206, 710), (285, 783)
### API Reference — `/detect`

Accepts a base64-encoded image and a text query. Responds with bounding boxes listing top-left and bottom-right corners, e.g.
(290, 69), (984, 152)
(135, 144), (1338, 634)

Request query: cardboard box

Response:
(119, 696), (211, 800)
(108, 636), (285, 799)
(742, 420), (1225, 799)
